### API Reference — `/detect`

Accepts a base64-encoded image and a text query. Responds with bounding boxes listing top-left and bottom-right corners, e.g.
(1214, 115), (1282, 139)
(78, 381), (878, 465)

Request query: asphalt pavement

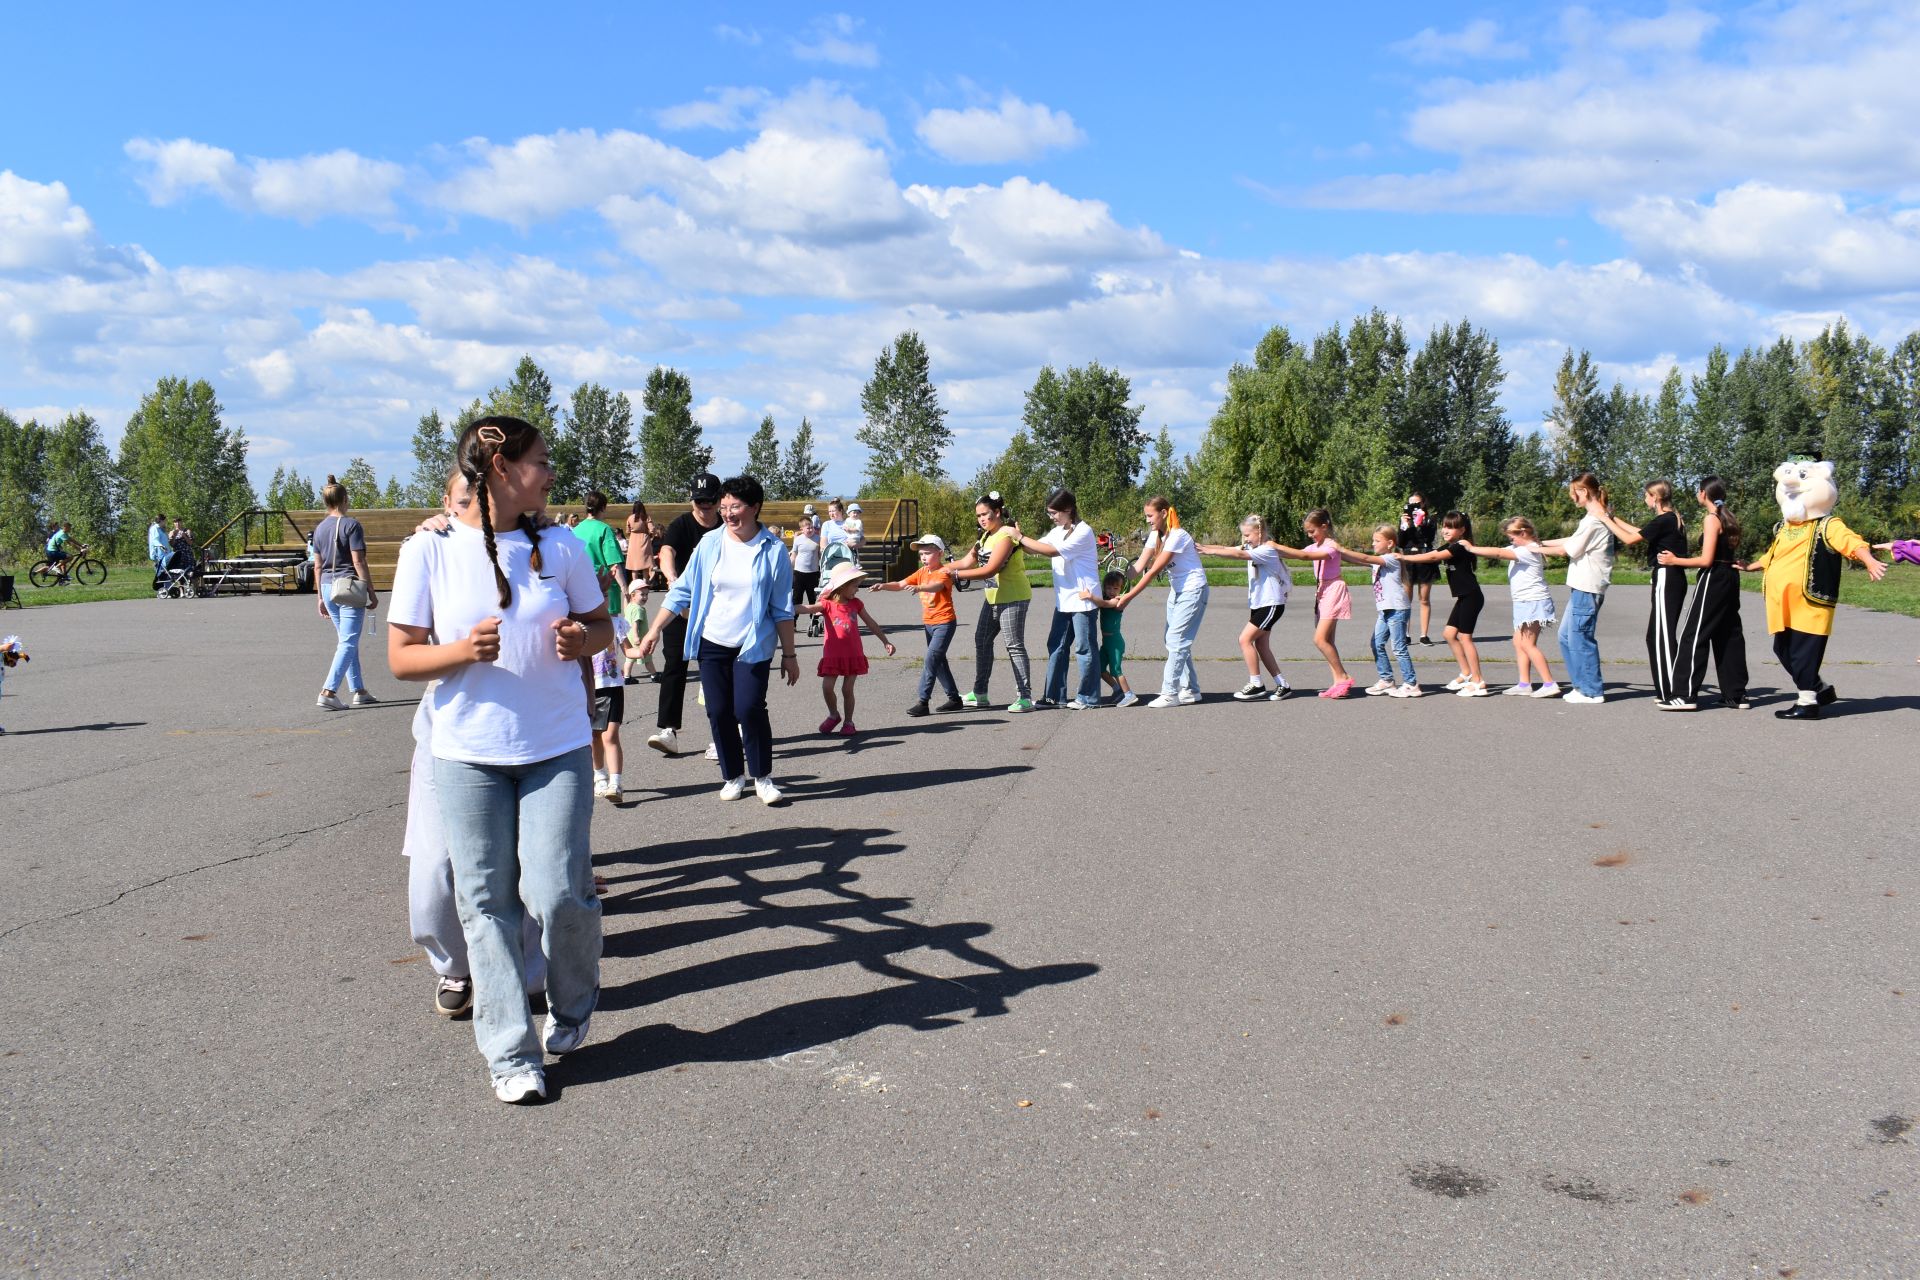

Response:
(1, 577), (1914, 1278)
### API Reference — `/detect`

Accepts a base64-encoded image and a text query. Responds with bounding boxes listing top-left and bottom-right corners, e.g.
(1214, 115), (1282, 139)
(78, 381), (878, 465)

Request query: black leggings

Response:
(655, 614), (691, 731)
(1671, 564), (1749, 704)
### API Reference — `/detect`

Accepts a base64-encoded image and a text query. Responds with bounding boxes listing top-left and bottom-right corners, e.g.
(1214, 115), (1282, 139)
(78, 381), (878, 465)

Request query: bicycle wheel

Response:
(28, 561), (57, 588)
(75, 558), (107, 586)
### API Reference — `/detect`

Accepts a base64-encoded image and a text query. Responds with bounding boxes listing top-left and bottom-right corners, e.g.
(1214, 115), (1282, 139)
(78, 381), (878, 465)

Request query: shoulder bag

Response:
(326, 517), (374, 609)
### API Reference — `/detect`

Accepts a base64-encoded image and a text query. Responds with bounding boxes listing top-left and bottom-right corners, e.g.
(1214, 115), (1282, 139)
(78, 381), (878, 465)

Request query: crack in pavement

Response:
(0, 799), (406, 944)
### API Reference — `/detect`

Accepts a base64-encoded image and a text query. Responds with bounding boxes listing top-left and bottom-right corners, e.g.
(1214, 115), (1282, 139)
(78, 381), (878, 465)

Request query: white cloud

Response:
(0, 171), (146, 277)
(714, 23), (761, 45)
(1391, 19), (1528, 64)
(697, 396), (753, 428)
(791, 14), (878, 68)
(656, 87), (773, 132)
(1607, 7), (1718, 53)
(431, 128), (701, 227)
(125, 138), (405, 222)
(916, 95), (1086, 164)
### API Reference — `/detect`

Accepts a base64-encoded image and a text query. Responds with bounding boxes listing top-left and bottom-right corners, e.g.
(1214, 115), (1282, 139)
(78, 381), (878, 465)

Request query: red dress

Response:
(817, 600), (869, 677)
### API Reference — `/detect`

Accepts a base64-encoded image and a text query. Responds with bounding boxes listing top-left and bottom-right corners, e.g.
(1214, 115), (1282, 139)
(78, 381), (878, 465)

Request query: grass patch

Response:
(3, 562), (163, 608)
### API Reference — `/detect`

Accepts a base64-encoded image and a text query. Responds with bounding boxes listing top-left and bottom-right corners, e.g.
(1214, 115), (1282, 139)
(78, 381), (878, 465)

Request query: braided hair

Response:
(456, 416), (546, 607)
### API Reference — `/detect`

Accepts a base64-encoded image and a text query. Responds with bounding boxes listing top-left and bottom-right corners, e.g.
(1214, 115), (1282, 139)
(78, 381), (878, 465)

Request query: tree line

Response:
(7, 317), (1920, 567)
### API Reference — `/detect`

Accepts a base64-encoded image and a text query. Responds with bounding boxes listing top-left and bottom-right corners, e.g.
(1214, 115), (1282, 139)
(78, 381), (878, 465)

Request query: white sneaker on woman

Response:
(1364, 679), (1394, 696)
(703, 743), (719, 761)
(492, 1070), (547, 1104)
(647, 727), (679, 755)
(754, 777), (784, 805)
(1530, 682), (1563, 699)
(1177, 689), (1202, 705)
(1145, 694), (1180, 708)
(718, 775), (748, 801)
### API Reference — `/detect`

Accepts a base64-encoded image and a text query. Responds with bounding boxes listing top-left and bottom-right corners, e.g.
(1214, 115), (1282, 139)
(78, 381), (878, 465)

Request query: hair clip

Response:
(477, 425), (507, 446)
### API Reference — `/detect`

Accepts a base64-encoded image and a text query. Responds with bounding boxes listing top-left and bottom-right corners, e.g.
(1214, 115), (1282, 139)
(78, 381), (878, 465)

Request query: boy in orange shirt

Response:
(870, 533), (962, 717)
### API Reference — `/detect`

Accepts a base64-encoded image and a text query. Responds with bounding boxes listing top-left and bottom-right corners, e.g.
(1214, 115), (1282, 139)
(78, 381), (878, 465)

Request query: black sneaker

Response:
(1418, 635), (1436, 646)
(434, 976), (473, 1018)
(905, 701), (930, 718)
(934, 696), (965, 713)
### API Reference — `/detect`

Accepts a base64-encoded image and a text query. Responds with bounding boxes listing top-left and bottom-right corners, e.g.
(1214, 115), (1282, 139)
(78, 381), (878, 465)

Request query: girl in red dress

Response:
(797, 563), (895, 735)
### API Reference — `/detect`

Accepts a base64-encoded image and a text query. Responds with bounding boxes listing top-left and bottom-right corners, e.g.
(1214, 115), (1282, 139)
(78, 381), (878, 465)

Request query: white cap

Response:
(912, 533), (946, 554)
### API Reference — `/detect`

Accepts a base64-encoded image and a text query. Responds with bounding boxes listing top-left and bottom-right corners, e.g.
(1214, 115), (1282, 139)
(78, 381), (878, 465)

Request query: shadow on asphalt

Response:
(563, 824), (1097, 1084)
(0, 720), (146, 735)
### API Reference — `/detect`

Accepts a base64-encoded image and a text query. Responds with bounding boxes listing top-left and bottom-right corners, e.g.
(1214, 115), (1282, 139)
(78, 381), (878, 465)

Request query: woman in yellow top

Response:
(1739, 458), (1886, 720)
(944, 491), (1035, 713)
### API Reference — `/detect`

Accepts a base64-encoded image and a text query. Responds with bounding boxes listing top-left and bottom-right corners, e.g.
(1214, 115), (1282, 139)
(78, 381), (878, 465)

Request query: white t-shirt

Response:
(1044, 520), (1099, 612)
(1246, 544), (1290, 609)
(1508, 544), (1551, 601)
(701, 532), (758, 648)
(1562, 514), (1616, 595)
(1147, 527), (1207, 593)
(389, 522), (603, 766)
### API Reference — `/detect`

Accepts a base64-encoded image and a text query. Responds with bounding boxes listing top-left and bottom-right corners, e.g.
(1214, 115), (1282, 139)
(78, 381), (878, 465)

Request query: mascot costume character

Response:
(1744, 458), (1886, 720)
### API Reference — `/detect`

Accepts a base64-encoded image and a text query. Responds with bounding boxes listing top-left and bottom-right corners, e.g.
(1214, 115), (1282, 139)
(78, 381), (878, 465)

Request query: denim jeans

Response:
(697, 637), (773, 780)
(433, 747), (599, 1081)
(1160, 584), (1209, 697)
(323, 599), (367, 693)
(1371, 608), (1415, 684)
(918, 621), (960, 703)
(1042, 609), (1101, 705)
(973, 598), (1032, 700)
(1559, 588), (1605, 696)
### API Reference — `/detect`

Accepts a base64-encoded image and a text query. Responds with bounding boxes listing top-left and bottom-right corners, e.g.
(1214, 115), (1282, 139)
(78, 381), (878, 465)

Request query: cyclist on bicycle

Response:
(44, 523), (84, 581)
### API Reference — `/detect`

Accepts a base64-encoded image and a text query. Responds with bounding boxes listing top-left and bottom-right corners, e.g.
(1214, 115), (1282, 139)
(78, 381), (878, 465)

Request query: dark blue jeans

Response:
(1042, 608), (1101, 705)
(697, 638), (773, 780)
(918, 621), (959, 703)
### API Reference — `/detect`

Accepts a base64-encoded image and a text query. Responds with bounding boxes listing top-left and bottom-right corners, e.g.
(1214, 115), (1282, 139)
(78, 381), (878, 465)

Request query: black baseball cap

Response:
(688, 473), (721, 502)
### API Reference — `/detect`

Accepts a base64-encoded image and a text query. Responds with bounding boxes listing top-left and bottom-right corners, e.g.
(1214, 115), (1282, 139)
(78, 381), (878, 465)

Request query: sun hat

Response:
(802, 503), (816, 515)
(688, 472), (721, 502)
(821, 562), (869, 597)
(847, 502), (863, 513)
(912, 533), (946, 555)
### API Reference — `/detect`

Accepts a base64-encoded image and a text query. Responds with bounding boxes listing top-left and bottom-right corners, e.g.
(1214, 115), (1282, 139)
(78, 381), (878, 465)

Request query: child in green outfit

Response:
(1081, 570), (1139, 707)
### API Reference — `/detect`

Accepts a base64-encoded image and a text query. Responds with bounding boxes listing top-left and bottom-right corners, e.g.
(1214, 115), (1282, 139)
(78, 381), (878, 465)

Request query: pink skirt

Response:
(1314, 580), (1352, 622)
(817, 648), (869, 678)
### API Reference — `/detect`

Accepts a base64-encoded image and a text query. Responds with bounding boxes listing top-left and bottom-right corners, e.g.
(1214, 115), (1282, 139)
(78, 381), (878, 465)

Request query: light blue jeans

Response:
(323, 599), (367, 693)
(1559, 588), (1605, 696)
(1042, 609), (1101, 705)
(433, 747), (600, 1081)
(1160, 584), (1209, 697)
(1372, 607), (1415, 684)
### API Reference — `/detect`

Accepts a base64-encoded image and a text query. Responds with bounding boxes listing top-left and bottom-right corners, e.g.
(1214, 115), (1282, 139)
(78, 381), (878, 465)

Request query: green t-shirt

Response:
(977, 526), (1029, 605)
(574, 517), (623, 611)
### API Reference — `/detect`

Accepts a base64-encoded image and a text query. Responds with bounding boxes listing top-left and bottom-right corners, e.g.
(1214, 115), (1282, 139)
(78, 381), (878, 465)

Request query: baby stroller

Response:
(155, 550), (197, 600)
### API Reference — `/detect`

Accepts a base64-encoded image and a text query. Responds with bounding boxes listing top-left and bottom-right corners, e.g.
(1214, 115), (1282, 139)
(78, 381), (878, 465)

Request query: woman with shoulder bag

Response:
(313, 475), (379, 710)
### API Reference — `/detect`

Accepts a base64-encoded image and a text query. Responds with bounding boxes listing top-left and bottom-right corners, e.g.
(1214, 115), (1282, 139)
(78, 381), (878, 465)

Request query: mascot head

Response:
(1774, 457), (1836, 523)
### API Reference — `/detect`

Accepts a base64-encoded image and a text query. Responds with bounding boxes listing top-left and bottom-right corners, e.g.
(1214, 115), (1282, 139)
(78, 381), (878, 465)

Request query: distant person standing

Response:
(645, 473), (723, 756)
(573, 491), (627, 612)
(146, 513), (170, 584)
(1397, 493), (1439, 644)
(311, 476), (379, 711)
(791, 515), (824, 637)
(623, 500), (656, 583)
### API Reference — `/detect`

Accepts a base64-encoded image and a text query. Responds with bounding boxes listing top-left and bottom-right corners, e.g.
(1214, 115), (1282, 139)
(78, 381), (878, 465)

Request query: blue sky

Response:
(5, 1), (1920, 496)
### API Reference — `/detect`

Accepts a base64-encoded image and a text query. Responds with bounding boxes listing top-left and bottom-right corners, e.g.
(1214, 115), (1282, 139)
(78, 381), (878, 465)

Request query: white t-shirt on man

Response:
(1146, 527), (1208, 593)
(1043, 520), (1099, 613)
(389, 522), (604, 766)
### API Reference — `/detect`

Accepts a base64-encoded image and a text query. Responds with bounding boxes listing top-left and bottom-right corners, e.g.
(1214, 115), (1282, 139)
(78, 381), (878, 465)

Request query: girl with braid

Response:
(387, 416), (613, 1105)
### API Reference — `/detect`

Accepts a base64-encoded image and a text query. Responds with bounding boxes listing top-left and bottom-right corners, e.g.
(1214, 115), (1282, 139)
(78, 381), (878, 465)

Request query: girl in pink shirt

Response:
(1271, 508), (1355, 698)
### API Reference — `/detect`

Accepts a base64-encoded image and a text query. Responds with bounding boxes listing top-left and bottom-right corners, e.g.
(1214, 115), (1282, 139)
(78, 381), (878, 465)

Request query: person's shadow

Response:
(562, 825), (1097, 1085)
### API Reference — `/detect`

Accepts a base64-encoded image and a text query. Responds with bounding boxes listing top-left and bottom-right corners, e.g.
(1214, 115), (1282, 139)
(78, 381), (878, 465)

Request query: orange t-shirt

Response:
(900, 566), (956, 625)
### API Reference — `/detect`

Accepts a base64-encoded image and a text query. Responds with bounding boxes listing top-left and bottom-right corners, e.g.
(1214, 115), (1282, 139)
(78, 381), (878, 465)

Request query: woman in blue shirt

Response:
(637, 474), (798, 805)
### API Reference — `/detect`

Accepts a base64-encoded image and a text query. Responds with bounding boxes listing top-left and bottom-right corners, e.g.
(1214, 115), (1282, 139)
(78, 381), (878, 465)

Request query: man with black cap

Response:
(647, 473), (723, 755)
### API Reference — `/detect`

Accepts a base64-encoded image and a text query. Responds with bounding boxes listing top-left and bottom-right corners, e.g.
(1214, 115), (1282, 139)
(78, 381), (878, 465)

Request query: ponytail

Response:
(1699, 475), (1739, 549)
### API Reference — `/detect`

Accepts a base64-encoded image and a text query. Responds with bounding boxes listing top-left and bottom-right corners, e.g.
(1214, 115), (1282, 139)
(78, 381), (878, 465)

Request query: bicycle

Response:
(30, 548), (107, 588)
(1097, 528), (1147, 582)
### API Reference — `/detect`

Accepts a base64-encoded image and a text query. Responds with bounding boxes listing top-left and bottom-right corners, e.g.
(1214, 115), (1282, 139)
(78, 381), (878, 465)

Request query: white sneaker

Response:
(592, 778), (616, 799)
(1364, 679), (1395, 696)
(1115, 691), (1139, 708)
(1660, 699), (1698, 711)
(1146, 694), (1179, 708)
(1268, 684), (1292, 701)
(1457, 681), (1491, 698)
(1232, 681), (1266, 701)
(1501, 683), (1534, 696)
(703, 742), (719, 762)
(1177, 689), (1202, 705)
(350, 689), (379, 707)
(492, 1070), (547, 1104)
(1389, 684), (1423, 698)
(1530, 682), (1563, 699)
(542, 1014), (591, 1055)
(316, 690), (345, 711)
(647, 727), (679, 756)
(718, 775), (748, 801)
(1444, 675), (1470, 691)
(1563, 690), (1605, 704)
(754, 777), (784, 805)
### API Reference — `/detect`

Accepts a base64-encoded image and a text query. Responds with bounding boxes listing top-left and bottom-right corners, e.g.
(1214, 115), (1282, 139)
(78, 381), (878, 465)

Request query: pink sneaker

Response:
(838, 722), (858, 736)
(818, 715), (841, 733)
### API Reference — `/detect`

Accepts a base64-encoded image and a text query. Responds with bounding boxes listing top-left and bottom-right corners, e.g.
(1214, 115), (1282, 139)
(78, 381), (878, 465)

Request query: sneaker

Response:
(1177, 689), (1202, 705)
(543, 1014), (591, 1055)
(1530, 682), (1562, 699)
(960, 692), (988, 709)
(1115, 691), (1140, 708)
(1233, 681), (1266, 701)
(350, 689), (379, 707)
(718, 775), (748, 801)
(1501, 683), (1534, 696)
(1444, 675), (1470, 692)
(818, 715), (842, 733)
(696, 688), (706, 707)
(316, 690), (345, 711)
(492, 1070), (547, 1104)
(1145, 694), (1180, 708)
(935, 696), (965, 713)
(1656, 699), (1695, 711)
(1725, 699), (1751, 711)
(434, 975), (472, 1018)
(1006, 698), (1035, 714)
(1034, 698), (1060, 710)
(754, 776), (784, 805)
(1268, 684), (1292, 701)
(1563, 690), (1604, 704)
(646, 727), (679, 756)
(703, 743), (719, 761)
(905, 701), (930, 718)
(1418, 635), (1436, 646)
(1364, 679), (1395, 696)
(1067, 699), (1095, 710)
(1457, 681), (1491, 698)
(593, 777), (616, 799)
(1389, 684), (1423, 698)
(838, 722), (857, 736)
(601, 782), (621, 804)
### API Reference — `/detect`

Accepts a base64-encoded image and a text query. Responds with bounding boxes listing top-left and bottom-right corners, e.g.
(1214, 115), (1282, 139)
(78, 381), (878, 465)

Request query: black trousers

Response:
(1772, 628), (1829, 694)
(655, 613), (691, 730)
(1645, 566), (1688, 703)
(1671, 565), (1749, 704)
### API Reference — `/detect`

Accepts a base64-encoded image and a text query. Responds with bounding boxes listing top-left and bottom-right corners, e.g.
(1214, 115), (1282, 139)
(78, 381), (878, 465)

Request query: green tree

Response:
(1022, 361), (1147, 513)
(0, 411), (50, 563)
(637, 367), (712, 500)
(382, 475), (407, 508)
(746, 414), (782, 483)
(777, 417), (826, 500)
(44, 411), (119, 552)
(340, 457), (382, 509)
(1547, 348), (1608, 480)
(1193, 326), (1321, 538)
(280, 469), (317, 510)
(488, 355), (557, 431)
(857, 330), (950, 489)
(1642, 366), (1689, 488)
(1406, 318), (1511, 518)
(967, 431), (1052, 529)
(116, 377), (255, 558)
(563, 382), (638, 500)
(1139, 427), (1194, 519)
(406, 409), (455, 506)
